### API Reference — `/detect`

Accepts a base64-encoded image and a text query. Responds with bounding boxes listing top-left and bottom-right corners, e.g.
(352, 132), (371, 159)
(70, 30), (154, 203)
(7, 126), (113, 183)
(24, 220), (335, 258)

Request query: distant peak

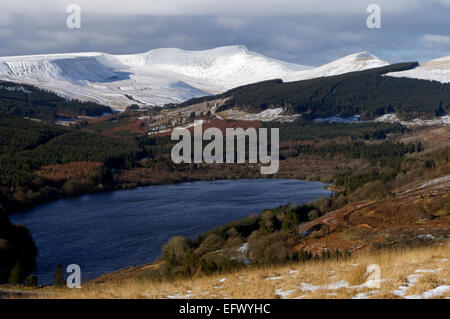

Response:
(208, 45), (250, 55)
(229, 44), (249, 52)
(350, 51), (379, 60)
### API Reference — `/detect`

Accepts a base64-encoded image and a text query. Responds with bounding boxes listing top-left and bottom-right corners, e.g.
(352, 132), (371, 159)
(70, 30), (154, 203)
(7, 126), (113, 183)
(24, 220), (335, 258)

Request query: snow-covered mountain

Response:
(386, 55), (450, 83)
(283, 51), (388, 82)
(0, 46), (388, 110)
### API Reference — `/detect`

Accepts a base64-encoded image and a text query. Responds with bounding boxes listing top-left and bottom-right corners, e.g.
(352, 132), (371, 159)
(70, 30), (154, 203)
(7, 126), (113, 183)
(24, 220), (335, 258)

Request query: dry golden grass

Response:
(406, 273), (442, 296)
(21, 241), (449, 300)
(346, 264), (368, 286)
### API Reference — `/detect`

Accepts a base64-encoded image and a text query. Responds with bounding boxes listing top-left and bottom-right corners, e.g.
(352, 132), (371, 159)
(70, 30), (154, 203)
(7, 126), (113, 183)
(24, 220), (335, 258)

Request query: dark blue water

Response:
(10, 179), (331, 285)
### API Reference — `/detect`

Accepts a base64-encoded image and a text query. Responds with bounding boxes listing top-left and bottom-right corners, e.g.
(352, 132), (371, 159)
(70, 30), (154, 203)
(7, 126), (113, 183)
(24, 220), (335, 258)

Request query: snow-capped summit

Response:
(386, 54), (450, 83)
(111, 45), (312, 90)
(310, 51), (388, 76)
(0, 46), (388, 110)
(283, 51), (388, 82)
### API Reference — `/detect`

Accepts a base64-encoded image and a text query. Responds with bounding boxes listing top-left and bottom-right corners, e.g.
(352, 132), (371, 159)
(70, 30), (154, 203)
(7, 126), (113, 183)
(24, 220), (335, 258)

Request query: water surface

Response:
(11, 179), (332, 284)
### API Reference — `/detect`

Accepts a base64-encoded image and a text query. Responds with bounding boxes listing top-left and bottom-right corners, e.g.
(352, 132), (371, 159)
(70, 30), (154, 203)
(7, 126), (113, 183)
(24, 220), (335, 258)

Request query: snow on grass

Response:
(392, 273), (423, 296)
(148, 120), (208, 136)
(147, 129), (170, 136)
(374, 113), (450, 127)
(265, 276), (283, 281)
(415, 268), (443, 274)
(352, 290), (380, 299)
(300, 280), (350, 292)
(404, 285), (450, 299)
(237, 243), (248, 253)
(418, 234), (435, 240)
(392, 271), (447, 298)
(221, 107), (299, 123)
(397, 174), (450, 195)
(166, 293), (195, 299)
(274, 288), (296, 299)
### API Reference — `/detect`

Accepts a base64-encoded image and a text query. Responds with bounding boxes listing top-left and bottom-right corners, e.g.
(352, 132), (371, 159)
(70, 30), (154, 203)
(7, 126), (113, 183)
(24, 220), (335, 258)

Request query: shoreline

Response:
(7, 174), (333, 217)
(11, 178), (333, 285)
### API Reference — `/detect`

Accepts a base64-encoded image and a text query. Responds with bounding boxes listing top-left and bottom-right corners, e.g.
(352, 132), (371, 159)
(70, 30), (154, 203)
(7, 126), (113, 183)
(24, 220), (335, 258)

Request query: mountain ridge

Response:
(0, 46), (389, 110)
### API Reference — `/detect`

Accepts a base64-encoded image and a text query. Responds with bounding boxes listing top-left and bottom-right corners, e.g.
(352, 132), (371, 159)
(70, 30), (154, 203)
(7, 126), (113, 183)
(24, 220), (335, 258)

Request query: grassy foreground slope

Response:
(17, 241), (449, 299)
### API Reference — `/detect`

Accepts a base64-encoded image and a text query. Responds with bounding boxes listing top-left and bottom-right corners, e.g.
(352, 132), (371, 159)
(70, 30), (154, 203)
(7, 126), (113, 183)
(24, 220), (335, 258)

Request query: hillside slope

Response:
(178, 62), (450, 121)
(18, 239), (449, 299)
(387, 55), (450, 83)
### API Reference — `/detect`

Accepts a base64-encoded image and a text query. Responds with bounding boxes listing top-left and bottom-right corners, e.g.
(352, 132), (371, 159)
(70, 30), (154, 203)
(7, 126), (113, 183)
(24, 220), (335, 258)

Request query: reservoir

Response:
(10, 179), (332, 285)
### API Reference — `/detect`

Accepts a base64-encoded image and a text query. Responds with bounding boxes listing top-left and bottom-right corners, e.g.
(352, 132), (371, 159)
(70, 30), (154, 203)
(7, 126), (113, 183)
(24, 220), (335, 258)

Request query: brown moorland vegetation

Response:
(36, 161), (103, 182)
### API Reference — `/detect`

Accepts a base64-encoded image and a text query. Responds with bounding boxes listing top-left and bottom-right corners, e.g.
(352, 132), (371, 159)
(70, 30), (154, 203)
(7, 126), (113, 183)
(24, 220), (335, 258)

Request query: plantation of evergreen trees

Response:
(0, 113), (142, 186)
(179, 62), (450, 120)
(0, 81), (112, 121)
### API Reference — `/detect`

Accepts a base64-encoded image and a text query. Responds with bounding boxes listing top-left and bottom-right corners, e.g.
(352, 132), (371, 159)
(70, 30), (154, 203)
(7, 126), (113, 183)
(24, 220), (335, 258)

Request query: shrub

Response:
(25, 274), (38, 288)
(200, 258), (218, 275)
(183, 251), (199, 276)
(162, 236), (190, 266)
(54, 263), (64, 287)
(8, 261), (22, 285)
(310, 197), (332, 214)
(62, 179), (90, 196)
(225, 228), (245, 247)
(197, 234), (224, 256)
(258, 210), (277, 235)
(248, 231), (292, 265)
(192, 214), (259, 247)
(281, 212), (299, 235)
(350, 180), (389, 201)
(308, 209), (320, 221)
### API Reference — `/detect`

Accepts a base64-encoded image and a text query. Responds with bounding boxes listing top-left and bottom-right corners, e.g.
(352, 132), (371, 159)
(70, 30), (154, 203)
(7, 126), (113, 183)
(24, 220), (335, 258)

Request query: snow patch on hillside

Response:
(220, 107), (299, 122)
(314, 114), (361, 123)
(374, 113), (450, 127)
(386, 55), (450, 83)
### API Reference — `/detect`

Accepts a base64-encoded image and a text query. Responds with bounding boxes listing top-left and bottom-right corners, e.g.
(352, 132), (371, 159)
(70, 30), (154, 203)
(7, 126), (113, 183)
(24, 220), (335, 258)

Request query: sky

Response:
(1, 0), (450, 65)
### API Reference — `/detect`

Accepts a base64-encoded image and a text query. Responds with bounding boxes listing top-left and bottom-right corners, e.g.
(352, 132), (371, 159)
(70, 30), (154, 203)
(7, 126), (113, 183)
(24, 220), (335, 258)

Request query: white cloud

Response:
(337, 32), (366, 43)
(421, 34), (450, 48)
(215, 16), (249, 31)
